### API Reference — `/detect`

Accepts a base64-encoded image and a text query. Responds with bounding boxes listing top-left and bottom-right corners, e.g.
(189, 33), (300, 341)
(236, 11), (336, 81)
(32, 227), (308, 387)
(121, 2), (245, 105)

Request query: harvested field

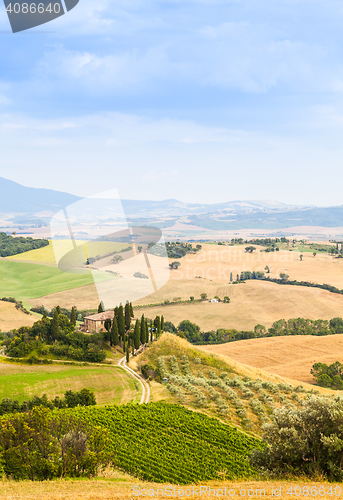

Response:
(201, 334), (343, 384)
(0, 300), (37, 331)
(134, 280), (343, 331)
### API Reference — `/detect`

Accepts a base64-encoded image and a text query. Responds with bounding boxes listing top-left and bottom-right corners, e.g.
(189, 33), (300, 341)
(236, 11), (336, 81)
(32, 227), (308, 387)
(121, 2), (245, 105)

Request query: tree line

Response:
(0, 388), (96, 416)
(0, 232), (49, 257)
(164, 317), (343, 344)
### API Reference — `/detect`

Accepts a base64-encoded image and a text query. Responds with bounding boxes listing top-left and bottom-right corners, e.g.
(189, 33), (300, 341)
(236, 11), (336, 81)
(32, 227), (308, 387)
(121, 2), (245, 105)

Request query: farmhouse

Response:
(210, 299), (219, 303)
(81, 310), (115, 333)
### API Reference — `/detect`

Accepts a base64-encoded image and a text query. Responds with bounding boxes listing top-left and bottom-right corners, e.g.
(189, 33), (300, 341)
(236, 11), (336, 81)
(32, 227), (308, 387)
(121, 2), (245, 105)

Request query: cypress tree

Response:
(129, 302), (134, 317)
(230, 272), (233, 282)
(123, 335), (126, 353)
(111, 316), (119, 351)
(42, 309), (47, 319)
(118, 305), (125, 342)
(51, 309), (59, 341)
(154, 316), (160, 338)
(145, 318), (148, 343)
(125, 303), (131, 331)
(140, 314), (145, 344)
(132, 343), (135, 356)
(114, 306), (119, 319)
(150, 319), (153, 342)
(70, 306), (76, 326)
(56, 305), (61, 315)
(126, 348), (129, 363)
(98, 301), (105, 313)
(161, 315), (164, 332)
(134, 319), (140, 350)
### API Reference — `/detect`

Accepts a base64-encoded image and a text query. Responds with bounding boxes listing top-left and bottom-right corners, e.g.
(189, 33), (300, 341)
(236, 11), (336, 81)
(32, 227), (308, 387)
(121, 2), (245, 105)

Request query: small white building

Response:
(210, 299), (219, 303)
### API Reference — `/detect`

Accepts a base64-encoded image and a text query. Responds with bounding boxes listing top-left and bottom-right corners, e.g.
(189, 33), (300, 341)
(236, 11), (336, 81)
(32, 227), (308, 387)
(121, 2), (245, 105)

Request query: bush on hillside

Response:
(311, 361), (343, 389)
(250, 395), (343, 480)
(0, 407), (111, 480)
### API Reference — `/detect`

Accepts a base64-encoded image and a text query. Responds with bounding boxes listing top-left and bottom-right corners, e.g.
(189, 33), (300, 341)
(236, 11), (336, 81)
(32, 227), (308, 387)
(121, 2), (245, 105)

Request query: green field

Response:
(0, 259), (95, 305)
(0, 363), (141, 405)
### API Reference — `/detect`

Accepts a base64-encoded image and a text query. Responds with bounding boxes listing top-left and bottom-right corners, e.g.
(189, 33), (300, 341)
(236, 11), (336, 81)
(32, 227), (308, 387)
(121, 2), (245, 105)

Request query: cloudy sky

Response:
(1, 0), (343, 205)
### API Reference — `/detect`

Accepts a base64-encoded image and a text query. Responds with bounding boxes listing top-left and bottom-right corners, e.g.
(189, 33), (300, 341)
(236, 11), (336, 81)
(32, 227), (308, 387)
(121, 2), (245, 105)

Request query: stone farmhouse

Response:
(80, 310), (115, 333)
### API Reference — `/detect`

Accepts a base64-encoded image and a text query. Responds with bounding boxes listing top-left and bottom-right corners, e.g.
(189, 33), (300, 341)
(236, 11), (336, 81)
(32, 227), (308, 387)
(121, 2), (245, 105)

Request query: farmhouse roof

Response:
(84, 310), (115, 321)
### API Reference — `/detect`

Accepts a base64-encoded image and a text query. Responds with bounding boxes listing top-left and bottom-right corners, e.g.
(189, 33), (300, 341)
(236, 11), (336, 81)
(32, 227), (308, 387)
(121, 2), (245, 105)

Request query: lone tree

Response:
(300, 254), (303, 261)
(223, 296), (230, 303)
(200, 293), (207, 301)
(245, 246), (256, 253)
(313, 252), (317, 257)
(169, 261), (181, 270)
(98, 301), (104, 313)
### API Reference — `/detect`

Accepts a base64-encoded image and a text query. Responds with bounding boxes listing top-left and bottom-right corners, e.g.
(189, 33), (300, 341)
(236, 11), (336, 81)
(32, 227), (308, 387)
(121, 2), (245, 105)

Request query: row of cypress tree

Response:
(98, 301), (164, 357)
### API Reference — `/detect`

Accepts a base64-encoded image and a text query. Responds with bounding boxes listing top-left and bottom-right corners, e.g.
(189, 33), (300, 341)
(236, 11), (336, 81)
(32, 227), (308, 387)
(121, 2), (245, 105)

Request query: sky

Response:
(1, 0), (343, 205)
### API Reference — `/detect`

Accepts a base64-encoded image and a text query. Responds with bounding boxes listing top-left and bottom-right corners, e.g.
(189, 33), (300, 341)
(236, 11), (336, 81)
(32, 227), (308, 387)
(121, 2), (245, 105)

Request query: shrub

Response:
(250, 395), (343, 480)
(0, 407), (111, 480)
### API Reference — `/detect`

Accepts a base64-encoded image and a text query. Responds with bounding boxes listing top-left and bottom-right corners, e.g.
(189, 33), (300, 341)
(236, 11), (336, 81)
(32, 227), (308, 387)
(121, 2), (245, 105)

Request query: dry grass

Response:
(134, 280), (343, 331)
(200, 334), (343, 384)
(21, 243), (343, 331)
(164, 243), (343, 288)
(0, 301), (37, 331)
(28, 282), (99, 310)
(0, 475), (335, 499)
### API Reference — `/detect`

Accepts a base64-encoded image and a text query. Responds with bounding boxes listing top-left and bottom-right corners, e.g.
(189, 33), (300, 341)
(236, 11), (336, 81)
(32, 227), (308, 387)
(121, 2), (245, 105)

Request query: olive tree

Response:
(250, 395), (343, 480)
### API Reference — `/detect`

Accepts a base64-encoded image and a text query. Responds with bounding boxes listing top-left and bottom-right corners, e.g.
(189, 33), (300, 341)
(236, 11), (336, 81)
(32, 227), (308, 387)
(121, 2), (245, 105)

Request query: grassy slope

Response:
(130, 334), (333, 436)
(201, 334), (343, 384)
(0, 259), (95, 305)
(0, 362), (142, 405)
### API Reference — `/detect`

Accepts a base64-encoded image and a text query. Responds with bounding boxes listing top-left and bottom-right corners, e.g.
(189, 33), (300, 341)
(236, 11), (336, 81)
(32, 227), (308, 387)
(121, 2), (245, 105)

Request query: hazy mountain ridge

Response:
(0, 177), (342, 231)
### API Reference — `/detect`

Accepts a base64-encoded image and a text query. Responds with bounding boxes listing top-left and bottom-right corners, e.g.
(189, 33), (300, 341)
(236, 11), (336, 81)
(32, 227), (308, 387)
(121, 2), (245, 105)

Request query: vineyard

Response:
(69, 402), (262, 484)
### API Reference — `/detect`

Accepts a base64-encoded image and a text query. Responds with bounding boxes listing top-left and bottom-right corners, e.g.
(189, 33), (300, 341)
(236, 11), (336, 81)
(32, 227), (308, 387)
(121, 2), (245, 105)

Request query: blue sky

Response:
(1, 0), (343, 205)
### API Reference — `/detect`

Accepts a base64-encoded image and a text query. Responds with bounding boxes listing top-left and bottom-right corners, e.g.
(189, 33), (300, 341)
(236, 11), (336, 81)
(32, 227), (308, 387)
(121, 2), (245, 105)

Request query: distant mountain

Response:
(0, 177), (80, 213)
(2, 177), (342, 232)
(121, 198), (301, 217)
(188, 205), (343, 230)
